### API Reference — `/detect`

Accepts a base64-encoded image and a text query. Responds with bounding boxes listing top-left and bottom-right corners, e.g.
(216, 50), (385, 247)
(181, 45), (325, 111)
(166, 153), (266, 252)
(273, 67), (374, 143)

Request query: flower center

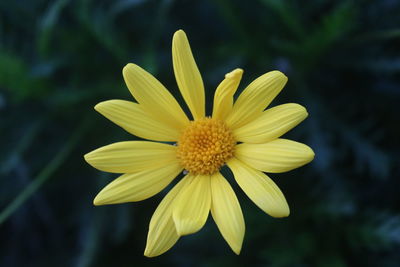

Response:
(176, 117), (236, 175)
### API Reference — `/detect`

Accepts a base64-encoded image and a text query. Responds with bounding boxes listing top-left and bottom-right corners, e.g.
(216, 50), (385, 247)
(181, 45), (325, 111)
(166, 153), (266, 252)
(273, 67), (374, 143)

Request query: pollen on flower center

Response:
(176, 117), (236, 175)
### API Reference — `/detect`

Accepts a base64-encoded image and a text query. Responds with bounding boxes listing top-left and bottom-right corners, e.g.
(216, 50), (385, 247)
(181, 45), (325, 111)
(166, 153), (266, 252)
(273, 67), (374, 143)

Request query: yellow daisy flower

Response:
(84, 30), (314, 257)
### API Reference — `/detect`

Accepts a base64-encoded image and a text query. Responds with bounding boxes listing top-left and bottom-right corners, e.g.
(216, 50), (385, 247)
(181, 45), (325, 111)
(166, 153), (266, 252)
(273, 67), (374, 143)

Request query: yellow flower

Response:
(84, 30), (314, 257)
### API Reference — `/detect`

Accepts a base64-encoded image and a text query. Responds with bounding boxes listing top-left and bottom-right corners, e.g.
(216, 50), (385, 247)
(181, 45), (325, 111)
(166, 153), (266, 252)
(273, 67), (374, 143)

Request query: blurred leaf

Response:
(260, 0), (305, 38)
(0, 115), (92, 224)
(0, 50), (50, 101)
(37, 0), (69, 56)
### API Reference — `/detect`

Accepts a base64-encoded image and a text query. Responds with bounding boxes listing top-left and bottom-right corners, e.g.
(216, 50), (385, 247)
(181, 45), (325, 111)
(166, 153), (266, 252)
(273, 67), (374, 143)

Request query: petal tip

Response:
(93, 189), (109, 206)
(174, 29), (186, 38)
(273, 70), (287, 77)
(83, 151), (99, 169)
(175, 228), (185, 237)
(93, 195), (103, 206)
(122, 63), (139, 78)
(233, 246), (242, 255)
(172, 213), (197, 236)
(175, 227), (193, 237)
(307, 147), (316, 161)
(269, 70), (288, 84)
(226, 68), (243, 79)
(273, 207), (290, 218)
(93, 102), (102, 112)
(298, 105), (309, 119)
(124, 62), (136, 68)
(289, 103), (308, 118)
(172, 216), (187, 237)
(144, 244), (170, 258)
(143, 248), (156, 258)
(83, 152), (92, 164)
(93, 100), (115, 114)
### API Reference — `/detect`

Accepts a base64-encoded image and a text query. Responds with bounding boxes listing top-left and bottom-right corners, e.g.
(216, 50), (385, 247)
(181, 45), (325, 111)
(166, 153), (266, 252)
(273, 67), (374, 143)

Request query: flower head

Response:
(84, 29), (314, 257)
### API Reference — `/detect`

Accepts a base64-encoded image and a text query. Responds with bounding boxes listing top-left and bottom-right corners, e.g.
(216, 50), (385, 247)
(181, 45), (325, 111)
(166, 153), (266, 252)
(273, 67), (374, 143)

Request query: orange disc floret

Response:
(176, 117), (236, 175)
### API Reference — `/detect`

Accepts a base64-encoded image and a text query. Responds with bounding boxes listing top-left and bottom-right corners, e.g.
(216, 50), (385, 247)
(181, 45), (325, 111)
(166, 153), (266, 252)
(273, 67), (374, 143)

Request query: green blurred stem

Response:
(351, 29), (400, 43)
(1, 119), (46, 175)
(0, 116), (92, 224)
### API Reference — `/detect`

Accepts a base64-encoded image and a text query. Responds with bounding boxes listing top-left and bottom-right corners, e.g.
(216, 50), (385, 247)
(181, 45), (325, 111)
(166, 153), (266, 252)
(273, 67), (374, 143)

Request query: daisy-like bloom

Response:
(84, 30), (314, 257)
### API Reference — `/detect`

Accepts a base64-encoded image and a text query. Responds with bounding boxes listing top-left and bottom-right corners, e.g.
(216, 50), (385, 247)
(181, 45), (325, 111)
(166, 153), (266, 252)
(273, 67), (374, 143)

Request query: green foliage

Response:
(1, 0), (399, 266)
(0, 51), (49, 101)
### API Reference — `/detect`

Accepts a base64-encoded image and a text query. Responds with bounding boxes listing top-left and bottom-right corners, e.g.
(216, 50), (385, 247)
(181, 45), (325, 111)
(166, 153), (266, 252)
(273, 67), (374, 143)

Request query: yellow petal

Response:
(225, 71), (288, 130)
(95, 100), (180, 141)
(233, 103), (308, 143)
(235, 139), (315, 173)
(144, 175), (195, 257)
(211, 172), (245, 255)
(84, 141), (178, 173)
(173, 175), (211, 236)
(227, 158), (289, 218)
(172, 30), (205, 120)
(93, 163), (183, 205)
(122, 63), (189, 130)
(212, 69), (243, 121)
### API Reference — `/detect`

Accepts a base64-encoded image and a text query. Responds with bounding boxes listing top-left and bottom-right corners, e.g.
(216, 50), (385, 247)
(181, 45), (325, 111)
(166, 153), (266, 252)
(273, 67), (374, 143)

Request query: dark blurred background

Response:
(1, 0), (400, 266)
